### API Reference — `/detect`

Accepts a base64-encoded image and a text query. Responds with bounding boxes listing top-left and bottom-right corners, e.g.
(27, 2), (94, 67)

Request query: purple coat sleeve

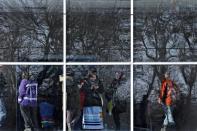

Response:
(18, 79), (28, 98)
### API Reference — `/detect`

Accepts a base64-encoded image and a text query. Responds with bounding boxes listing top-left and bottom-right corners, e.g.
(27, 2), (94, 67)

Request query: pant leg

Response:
(20, 105), (33, 129)
(163, 105), (168, 126)
(112, 106), (120, 130)
(31, 106), (39, 130)
(163, 105), (175, 126)
(107, 100), (113, 115)
(167, 106), (175, 124)
(163, 113), (168, 126)
(66, 110), (73, 131)
(74, 110), (83, 130)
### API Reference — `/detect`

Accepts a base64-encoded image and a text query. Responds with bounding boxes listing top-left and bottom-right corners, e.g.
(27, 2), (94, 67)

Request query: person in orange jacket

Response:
(158, 72), (178, 128)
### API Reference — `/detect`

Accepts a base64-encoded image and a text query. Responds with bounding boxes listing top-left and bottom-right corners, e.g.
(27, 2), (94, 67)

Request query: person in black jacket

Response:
(66, 68), (80, 131)
(106, 71), (126, 130)
(83, 72), (104, 107)
(81, 67), (104, 129)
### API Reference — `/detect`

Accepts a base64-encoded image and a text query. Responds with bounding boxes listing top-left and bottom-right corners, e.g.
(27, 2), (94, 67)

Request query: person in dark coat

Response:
(81, 67), (104, 129)
(83, 68), (104, 107)
(66, 68), (80, 131)
(106, 71), (126, 130)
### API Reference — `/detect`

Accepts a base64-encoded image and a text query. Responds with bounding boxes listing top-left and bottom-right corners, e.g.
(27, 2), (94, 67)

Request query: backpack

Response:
(39, 102), (55, 128)
(25, 83), (38, 104)
(82, 106), (104, 129)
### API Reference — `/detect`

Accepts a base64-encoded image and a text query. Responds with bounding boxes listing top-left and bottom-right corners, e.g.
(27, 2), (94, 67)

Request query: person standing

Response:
(105, 71), (127, 130)
(66, 68), (80, 131)
(82, 67), (104, 129)
(158, 72), (178, 130)
(18, 73), (39, 131)
(73, 79), (86, 130)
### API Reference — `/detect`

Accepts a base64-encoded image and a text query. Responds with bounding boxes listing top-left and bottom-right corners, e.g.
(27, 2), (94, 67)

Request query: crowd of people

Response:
(66, 67), (129, 131)
(18, 69), (63, 131)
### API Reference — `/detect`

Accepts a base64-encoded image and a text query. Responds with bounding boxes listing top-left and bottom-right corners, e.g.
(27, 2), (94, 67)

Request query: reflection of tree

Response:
(134, 9), (197, 62)
(179, 12), (197, 61)
(180, 66), (197, 103)
(0, 66), (17, 128)
(67, 5), (130, 61)
(0, 72), (6, 95)
(178, 65), (197, 128)
(0, 0), (63, 61)
(135, 10), (179, 62)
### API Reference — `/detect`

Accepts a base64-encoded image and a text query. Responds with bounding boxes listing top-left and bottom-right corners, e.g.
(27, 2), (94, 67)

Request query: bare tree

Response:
(67, 1), (130, 61)
(135, 6), (197, 62)
(0, 0), (63, 61)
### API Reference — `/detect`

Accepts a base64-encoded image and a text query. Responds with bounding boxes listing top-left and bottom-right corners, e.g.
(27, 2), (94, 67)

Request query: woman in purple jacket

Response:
(18, 72), (39, 131)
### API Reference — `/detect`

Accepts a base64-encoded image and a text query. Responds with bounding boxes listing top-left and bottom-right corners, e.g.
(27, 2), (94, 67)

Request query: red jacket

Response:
(80, 90), (85, 110)
(159, 79), (175, 106)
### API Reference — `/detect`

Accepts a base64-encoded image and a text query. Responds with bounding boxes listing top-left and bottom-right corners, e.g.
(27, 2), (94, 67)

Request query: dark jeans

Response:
(20, 105), (39, 130)
(74, 110), (83, 130)
(112, 106), (121, 130)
